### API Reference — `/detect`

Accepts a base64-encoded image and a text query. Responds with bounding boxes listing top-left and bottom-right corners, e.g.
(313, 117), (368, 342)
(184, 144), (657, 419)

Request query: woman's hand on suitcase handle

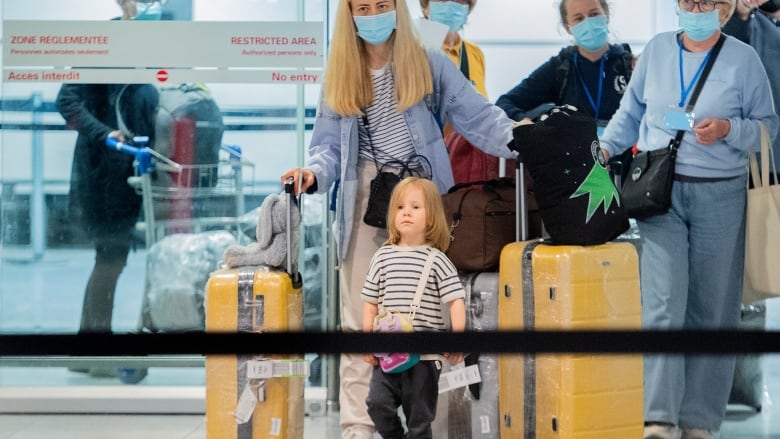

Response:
(281, 167), (316, 195)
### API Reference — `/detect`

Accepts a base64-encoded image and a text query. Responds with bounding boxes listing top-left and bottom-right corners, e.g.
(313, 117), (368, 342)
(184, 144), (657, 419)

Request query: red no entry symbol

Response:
(156, 70), (168, 82)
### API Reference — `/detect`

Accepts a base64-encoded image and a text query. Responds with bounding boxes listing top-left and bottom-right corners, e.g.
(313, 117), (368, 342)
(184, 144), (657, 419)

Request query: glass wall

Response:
(1, 1), (776, 438)
(0, 0), (330, 409)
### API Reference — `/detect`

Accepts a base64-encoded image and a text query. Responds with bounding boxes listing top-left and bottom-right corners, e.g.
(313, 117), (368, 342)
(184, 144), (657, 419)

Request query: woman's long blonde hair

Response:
(385, 177), (451, 252)
(325, 0), (433, 116)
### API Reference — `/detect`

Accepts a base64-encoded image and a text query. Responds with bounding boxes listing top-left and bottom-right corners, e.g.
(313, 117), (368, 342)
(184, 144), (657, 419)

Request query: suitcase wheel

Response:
(118, 367), (149, 384)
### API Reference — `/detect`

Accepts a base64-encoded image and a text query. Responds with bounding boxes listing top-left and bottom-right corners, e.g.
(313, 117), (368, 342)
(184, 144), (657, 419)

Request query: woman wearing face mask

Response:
(420, 0), (512, 185)
(280, 0), (520, 437)
(496, 0), (633, 137)
(419, 0), (485, 99)
(598, 0), (778, 438)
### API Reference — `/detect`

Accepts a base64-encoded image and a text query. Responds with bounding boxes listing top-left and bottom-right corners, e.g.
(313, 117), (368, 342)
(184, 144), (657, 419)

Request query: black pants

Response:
(79, 237), (132, 333)
(366, 360), (442, 439)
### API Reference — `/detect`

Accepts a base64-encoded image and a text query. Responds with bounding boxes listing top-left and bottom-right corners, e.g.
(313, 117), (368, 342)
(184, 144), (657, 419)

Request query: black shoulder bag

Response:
(361, 113), (432, 229)
(621, 34), (725, 220)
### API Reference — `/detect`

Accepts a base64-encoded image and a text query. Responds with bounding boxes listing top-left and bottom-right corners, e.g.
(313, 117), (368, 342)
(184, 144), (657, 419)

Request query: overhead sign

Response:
(3, 20), (324, 84)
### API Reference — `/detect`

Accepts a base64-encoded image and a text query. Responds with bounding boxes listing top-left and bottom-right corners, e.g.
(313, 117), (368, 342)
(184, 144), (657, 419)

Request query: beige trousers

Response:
(338, 159), (388, 433)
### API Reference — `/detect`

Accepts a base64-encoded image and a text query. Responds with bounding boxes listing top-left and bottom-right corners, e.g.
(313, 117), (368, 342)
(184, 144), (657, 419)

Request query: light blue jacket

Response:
(306, 49), (515, 261)
(601, 32), (779, 178)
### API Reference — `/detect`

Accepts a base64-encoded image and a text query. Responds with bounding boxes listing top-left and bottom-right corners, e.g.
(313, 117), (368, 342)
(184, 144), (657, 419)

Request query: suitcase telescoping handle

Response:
(284, 177), (303, 286)
(514, 152), (528, 242)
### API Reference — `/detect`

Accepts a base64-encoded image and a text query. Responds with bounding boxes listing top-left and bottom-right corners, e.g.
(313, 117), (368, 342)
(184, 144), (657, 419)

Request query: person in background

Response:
(497, 0), (636, 181)
(362, 177), (465, 439)
(496, 0), (633, 136)
(56, 0), (160, 376)
(419, 0), (514, 185)
(598, 0), (778, 437)
(280, 0), (519, 436)
(419, 0), (486, 108)
(723, 0), (780, 167)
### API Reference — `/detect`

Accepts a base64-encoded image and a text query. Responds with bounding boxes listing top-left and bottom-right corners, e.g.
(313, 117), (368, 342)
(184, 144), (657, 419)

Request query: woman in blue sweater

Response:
(599, 1), (778, 438)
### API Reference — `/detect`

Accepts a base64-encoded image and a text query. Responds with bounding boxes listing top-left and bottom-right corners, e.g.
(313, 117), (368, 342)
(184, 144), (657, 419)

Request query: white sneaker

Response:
(681, 428), (712, 439)
(644, 423), (679, 439)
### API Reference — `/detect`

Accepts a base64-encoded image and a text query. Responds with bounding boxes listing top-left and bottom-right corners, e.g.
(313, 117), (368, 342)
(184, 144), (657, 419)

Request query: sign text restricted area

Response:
(3, 20), (324, 84)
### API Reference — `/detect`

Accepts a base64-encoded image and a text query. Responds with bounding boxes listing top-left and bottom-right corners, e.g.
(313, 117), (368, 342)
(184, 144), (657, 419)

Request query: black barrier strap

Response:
(1, 330), (779, 356)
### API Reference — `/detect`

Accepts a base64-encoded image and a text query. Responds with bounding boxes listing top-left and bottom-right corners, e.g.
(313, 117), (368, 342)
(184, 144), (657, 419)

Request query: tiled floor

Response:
(1, 248), (780, 438)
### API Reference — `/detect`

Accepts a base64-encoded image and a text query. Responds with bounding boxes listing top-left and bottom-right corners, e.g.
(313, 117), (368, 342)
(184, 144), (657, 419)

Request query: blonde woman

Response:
(280, 0), (517, 436)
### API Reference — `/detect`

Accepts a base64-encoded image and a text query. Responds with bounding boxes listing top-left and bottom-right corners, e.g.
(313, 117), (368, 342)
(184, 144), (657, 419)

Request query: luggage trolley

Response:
(105, 136), (256, 383)
(106, 136), (255, 247)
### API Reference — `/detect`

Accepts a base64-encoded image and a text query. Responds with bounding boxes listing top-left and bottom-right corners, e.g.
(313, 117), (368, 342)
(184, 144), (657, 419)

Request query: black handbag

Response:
(364, 156), (432, 229)
(621, 35), (724, 219)
(622, 141), (678, 219)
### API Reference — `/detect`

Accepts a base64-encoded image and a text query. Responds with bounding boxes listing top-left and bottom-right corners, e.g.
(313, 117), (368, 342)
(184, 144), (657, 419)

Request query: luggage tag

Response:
(664, 108), (695, 131)
(438, 363), (482, 393)
(235, 383), (260, 424)
(246, 359), (310, 378)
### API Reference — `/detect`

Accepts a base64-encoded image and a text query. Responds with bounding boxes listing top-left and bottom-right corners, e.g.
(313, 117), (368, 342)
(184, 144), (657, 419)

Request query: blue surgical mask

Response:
(429, 1), (469, 33)
(134, 1), (162, 21)
(354, 11), (397, 46)
(570, 15), (609, 52)
(678, 9), (720, 41)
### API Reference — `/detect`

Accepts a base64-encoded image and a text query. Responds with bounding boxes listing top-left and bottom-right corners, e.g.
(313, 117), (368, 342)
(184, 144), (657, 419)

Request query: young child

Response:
(361, 177), (466, 439)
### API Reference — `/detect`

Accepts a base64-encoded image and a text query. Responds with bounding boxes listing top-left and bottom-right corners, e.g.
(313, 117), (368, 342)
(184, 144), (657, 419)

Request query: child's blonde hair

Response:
(385, 177), (451, 251)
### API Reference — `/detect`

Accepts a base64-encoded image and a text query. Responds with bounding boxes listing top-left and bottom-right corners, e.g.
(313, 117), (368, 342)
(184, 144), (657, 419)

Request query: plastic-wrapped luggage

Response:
(445, 273), (501, 439)
(142, 230), (237, 332)
(728, 302), (766, 411)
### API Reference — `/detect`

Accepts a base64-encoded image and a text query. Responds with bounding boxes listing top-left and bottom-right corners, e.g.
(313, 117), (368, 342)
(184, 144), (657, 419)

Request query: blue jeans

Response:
(639, 175), (746, 431)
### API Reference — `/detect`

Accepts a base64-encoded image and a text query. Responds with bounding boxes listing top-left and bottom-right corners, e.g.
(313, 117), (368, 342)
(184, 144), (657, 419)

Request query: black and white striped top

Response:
(362, 245), (465, 332)
(358, 65), (417, 166)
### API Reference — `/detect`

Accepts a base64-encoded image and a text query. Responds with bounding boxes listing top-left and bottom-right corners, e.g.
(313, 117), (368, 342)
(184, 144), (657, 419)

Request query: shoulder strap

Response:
(409, 250), (438, 320)
(555, 52), (572, 104)
(459, 41), (470, 80)
(671, 34), (726, 151)
(115, 84), (132, 138)
(621, 43), (634, 81)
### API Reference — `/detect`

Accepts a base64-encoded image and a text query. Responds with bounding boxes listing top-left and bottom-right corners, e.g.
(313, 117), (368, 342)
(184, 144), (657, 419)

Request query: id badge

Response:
(664, 108), (695, 131)
(596, 120), (608, 137)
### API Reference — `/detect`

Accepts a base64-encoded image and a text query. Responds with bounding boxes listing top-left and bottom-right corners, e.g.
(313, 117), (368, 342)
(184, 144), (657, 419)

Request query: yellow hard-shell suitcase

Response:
(205, 180), (305, 439)
(205, 267), (304, 439)
(498, 240), (643, 439)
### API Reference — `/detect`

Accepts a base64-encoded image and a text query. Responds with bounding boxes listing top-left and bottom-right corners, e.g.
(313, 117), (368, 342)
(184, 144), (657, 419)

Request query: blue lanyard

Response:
(573, 51), (605, 120)
(678, 41), (712, 108)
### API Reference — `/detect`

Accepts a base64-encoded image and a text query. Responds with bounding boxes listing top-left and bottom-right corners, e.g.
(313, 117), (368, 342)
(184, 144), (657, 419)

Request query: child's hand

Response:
(363, 354), (378, 366)
(444, 352), (464, 364)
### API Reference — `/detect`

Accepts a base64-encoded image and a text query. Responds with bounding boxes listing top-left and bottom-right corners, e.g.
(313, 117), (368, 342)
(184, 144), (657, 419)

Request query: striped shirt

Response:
(362, 245), (465, 332)
(358, 65), (417, 167)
